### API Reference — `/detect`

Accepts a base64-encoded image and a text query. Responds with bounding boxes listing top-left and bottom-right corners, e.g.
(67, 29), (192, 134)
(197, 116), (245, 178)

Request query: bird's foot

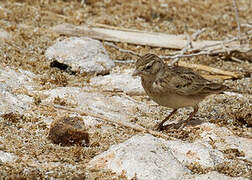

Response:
(152, 123), (165, 131)
(153, 122), (183, 131)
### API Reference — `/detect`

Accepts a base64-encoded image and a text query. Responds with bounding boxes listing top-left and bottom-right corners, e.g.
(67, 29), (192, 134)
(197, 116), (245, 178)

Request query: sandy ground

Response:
(0, 0), (251, 179)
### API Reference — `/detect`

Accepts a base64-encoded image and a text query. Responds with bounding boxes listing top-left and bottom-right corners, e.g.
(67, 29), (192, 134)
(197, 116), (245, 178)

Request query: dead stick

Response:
(192, 28), (206, 41)
(170, 32), (193, 65)
(232, 0), (241, 39)
(104, 42), (141, 57)
(178, 61), (240, 78)
(51, 104), (176, 140)
(105, 31), (251, 60)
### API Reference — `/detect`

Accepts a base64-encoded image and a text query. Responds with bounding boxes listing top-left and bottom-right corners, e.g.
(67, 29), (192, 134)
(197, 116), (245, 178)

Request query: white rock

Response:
(0, 67), (35, 114)
(164, 140), (224, 167)
(42, 87), (143, 124)
(90, 69), (144, 95)
(45, 37), (115, 74)
(88, 134), (190, 180)
(199, 123), (252, 161)
(0, 151), (17, 163)
(88, 134), (232, 179)
(0, 67), (36, 91)
(0, 28), (11, 40)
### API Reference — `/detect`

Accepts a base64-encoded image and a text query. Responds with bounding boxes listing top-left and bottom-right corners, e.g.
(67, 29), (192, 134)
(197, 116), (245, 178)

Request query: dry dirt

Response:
(0, 0), (251, 179)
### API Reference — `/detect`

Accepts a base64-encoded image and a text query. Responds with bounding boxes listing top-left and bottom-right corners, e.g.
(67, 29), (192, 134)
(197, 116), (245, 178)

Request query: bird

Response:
(132, 53), (228, 131)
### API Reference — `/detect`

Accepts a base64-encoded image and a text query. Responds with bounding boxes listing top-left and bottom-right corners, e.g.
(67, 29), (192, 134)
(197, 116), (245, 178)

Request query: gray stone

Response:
(198, 123), (252, 161)
(87, 134), (228, 179)
(164, 140), (224, 167)
(42, 86), (144, 126)
(0, 67), (35, 114)
(45, 37), (115, 74)
(88, 134), (190, 180)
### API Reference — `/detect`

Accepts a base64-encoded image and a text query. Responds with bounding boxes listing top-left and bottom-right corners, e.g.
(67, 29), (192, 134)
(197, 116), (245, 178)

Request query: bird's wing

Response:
(153, 66), (226, 96)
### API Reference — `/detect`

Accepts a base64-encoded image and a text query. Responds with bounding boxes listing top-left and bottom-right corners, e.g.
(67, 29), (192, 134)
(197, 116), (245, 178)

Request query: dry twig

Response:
(50, 104), (176, 140)
(241, 24), (252, 28)
(106, 30), (251, 61)
(104, 42), (140, 57)
(51, 23), (238, 50)
(177, 61), (240, 79)
(232, 0), (241, 39)
(170, 29), (206, 65)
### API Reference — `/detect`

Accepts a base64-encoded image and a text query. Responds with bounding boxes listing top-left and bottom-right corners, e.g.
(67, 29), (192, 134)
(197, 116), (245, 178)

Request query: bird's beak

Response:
(132, 69), (140, 76)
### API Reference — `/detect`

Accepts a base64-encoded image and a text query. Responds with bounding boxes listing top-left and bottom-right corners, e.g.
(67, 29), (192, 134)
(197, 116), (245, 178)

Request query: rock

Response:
(87, 134), (228, 179)
(198, 123), (252, 161)
(88, 134), (190, 180)
(90, 69), (145, 95)
(88, 133), (250, 179)
(48, 116), (89, 146)
(0, 67), (36, 91)
(42, 87), (146, 126)
(0, 67), (35, 115)
(45, 37), (115, 74)
(0, 28), (11, 40)
(164, 140), (224, 168)
(0, 151), (17, 163)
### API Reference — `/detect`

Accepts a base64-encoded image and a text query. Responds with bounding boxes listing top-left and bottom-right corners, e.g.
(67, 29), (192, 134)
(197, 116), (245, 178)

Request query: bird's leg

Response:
(161, 105), (199, 131)
(154, 109), (177, 131)
(178, 105), (199, 130)
(187, 105), (199, 122)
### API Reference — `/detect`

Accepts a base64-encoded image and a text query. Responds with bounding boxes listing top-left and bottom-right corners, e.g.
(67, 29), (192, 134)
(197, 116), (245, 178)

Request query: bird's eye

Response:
(145, 65), (152, 70)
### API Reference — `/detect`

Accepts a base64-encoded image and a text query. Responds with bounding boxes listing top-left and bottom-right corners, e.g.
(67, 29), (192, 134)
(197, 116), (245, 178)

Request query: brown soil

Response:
(0, 0), (251, 179)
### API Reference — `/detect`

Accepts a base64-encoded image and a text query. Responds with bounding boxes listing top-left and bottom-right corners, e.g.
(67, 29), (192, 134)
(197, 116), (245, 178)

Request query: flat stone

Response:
(164, 140), (224, 168)
(88, 134), (190, 180)
(0, 67), (35, 114)
(198, 123), (252, 161)
(42, 87), (143, 125)
(45, 37), (115, 74)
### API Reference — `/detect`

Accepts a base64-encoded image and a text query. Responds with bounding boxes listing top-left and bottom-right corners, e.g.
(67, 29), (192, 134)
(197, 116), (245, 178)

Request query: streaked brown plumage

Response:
(133, 53), (227, 130)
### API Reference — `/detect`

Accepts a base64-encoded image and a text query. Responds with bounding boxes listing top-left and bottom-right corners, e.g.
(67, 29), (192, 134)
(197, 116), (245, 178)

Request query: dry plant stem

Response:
(104, 42), (141, 57)
(93, 23), (148, 33)
(170, 33), (193, 65)
(231, 56), (243, 63)
(232, 0), (241, 39)
(51, 23), (240, 50)
(50, 104), (176, 140)
(166, 31), (252, 59)
(51, 23), (251, 60)
(106, 31), (251, 61)
(170, 29), (206, 65)
(192, 28), (206, 40)
(178, 61), (240, 78)
(241, 24), (252, 28)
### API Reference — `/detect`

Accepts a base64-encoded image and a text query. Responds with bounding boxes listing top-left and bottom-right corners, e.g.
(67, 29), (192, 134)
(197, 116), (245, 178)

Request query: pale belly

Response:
(148, 93), (203, 109)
